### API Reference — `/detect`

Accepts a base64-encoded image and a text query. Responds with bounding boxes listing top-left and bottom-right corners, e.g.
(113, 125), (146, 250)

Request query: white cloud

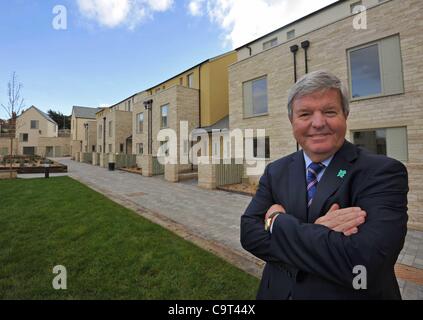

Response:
(77, 0), (174, 29)
(188, 0), (205, 16)
(188, 0), (338, 48)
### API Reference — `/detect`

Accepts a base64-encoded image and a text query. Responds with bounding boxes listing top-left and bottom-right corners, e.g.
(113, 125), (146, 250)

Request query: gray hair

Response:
(287, 70), (350, 120)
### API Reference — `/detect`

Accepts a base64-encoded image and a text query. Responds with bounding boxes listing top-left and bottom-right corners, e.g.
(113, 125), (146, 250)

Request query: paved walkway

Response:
(55, 158), (423, 299)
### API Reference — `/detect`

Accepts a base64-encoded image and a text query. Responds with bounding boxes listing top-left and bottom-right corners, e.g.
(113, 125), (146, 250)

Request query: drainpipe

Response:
(290, 45), (300, 151)
(290, 45), (299, 83)
(198, 65), (202, 128)
(301, 40), (310, 74)
(144, 100), (153, 155)
(102, 117), (106, 154)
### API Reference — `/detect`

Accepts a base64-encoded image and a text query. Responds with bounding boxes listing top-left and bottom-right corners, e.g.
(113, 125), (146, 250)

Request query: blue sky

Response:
(0, 0), (337, 118)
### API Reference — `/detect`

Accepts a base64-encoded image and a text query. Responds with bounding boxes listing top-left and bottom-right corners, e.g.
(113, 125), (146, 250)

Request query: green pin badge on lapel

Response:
(337, 170), (347, 178)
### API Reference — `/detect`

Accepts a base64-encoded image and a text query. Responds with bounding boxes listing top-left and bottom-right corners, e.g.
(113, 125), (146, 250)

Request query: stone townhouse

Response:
(132, 51), (237, 180)
(15, 106), (70, 157)
(70, 106), (101, 159)
(96, 95), (134, 157)
(228, 0), (423, 229)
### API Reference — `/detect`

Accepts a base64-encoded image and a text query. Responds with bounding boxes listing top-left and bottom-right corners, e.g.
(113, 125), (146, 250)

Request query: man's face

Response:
(291, 88), (347, 162)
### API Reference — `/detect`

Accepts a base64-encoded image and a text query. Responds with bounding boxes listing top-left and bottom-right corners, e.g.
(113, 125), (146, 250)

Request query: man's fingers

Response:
(343, 227), (358, 236)
(334, 214), (366, 233)
(328, 203), (340, 212)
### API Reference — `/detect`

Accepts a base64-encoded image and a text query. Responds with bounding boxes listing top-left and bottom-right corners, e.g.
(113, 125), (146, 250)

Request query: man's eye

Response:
(325, 111), (337, 116)
(299, 113), (310, 117)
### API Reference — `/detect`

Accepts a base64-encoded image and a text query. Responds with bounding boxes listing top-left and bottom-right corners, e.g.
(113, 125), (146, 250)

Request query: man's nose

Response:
(311, 113), (326, 128)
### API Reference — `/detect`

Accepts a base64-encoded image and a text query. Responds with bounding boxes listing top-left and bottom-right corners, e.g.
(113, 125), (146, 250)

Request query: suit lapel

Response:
(308, 141), (358, 223)
(287, 151), (308, 223)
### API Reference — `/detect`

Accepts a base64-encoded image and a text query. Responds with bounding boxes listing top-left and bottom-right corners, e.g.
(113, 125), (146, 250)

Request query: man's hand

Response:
(315, 204), (366, 236)
(265, 204), (286, 222)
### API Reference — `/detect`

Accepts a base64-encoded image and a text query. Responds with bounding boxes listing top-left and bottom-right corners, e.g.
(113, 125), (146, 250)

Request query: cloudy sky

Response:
(0, 0), (337, 117)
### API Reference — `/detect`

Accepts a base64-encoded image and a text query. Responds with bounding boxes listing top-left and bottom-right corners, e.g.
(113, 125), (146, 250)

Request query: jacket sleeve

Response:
(241, 159), (408, 289)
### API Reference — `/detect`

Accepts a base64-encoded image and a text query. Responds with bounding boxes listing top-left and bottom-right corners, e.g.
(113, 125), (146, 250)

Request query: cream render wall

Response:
(229, 0), (423, 228)
(15, 107), (58, 155)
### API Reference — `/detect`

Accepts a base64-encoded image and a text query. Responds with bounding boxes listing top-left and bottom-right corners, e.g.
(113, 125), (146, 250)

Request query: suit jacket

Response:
(240, 141), (408, 300)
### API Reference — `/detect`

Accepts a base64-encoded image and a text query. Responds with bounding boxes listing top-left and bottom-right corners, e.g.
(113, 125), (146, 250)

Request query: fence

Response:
(82, 152), (92, 163)
(152, 156), (164, 175)
(115, 154), (137, 169)
(216, 160), (244, 187)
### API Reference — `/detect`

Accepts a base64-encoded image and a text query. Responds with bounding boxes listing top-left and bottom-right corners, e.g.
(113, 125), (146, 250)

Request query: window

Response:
(20, 133), (28, 142)
(348, 35), (404, 99)
(352, 127), (408, 161)
(179, 77), (183, 85)
(263, 38), (278, 50)
(350, 1), (363, 14)
(253, 137), (270, 159)
(99, 145), (102, 153)
(120, 143), (124, 153)
(243, 76), (268, 117)
(137, 143), (144, 155)
(30, 120), (39, 129)
(109, 144), (112, 153)
(287, 30), (295, 40)
(161, 105), (169, 128)
(127, 100), (131, 112)
(98, 125), (103, 139)
(109, 121), (112, 137)
(137, 113), (144, 133)
(187, 73), (194, 88)
(92, 145), (96, 152)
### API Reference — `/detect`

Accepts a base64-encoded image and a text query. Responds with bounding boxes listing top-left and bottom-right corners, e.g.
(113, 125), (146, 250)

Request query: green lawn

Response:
(0, 176), (259, 299)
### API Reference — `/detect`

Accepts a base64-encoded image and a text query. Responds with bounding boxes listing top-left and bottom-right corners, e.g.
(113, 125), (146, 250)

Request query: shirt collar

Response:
(303, 151), (334, 169)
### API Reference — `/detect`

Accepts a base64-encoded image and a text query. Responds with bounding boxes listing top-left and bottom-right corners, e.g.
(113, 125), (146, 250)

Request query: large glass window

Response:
(243, 77), (268, 117)
(352, 127), (408, 161)
(348, 35), (404, 99)
(349, 44), (382, 98)
(137, 113), (144, 133)
(109, 121), (112, 137)
(161, 105), (169, 128)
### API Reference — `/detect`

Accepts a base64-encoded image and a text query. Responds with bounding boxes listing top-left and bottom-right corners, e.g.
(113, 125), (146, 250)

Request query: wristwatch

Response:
(265, 211), (282, 231)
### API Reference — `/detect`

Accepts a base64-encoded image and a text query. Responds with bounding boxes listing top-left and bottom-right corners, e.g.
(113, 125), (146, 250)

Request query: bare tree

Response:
(1, 72), (25, 175)
(1, 72), (25, 119)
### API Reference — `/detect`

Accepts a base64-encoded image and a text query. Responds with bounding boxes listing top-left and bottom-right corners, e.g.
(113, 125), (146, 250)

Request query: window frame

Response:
(347, 34), (404, 101)
(242, 75), (269, 119)
(161, 104), (169, 129)
(137, 113), (144, 133)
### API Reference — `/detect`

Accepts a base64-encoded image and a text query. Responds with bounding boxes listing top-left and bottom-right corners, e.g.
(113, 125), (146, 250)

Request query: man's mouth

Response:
(308, 133), (331, 138)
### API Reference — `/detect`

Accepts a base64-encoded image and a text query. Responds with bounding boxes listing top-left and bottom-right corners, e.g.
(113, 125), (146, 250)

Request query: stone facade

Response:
(228, 0), (423, 229)
(96, 109), (133, 155)
(133, 85), (200, 178)
(38, 136), (71, 157)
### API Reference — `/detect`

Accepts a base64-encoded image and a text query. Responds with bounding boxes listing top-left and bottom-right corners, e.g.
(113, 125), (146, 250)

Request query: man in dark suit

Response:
(240, 70), (408, 299)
